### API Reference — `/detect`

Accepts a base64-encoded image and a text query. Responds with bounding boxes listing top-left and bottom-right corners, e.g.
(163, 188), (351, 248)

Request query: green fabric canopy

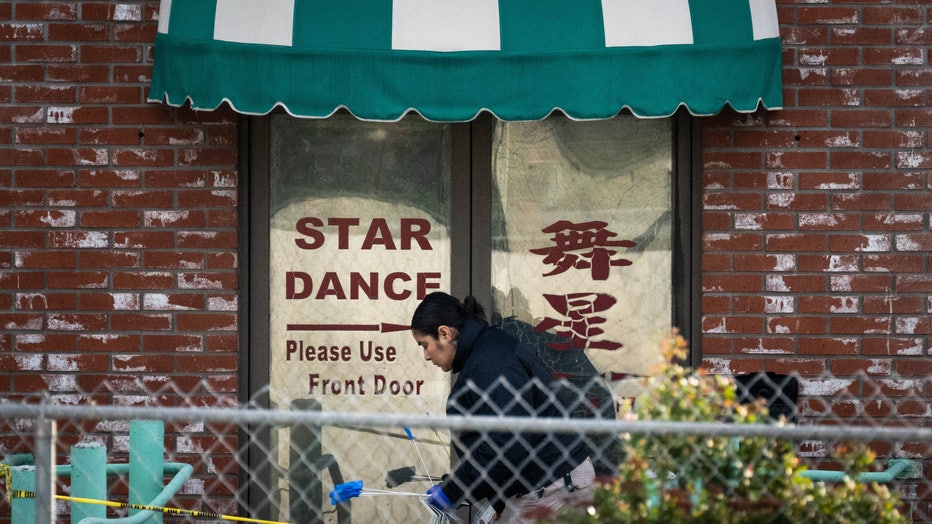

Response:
(148, 0), (783, 122)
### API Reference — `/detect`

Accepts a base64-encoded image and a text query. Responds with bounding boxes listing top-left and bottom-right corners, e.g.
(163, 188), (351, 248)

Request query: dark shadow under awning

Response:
(148, 0), (783, 122)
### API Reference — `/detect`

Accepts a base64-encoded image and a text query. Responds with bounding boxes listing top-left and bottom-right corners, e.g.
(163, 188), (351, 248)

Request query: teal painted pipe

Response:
(77, 463), (195, 524)
(128, 420), (164, 524)
(798, 459), (914, 483)
(71, 442), (107, 522)
(10, 464), (36, 524)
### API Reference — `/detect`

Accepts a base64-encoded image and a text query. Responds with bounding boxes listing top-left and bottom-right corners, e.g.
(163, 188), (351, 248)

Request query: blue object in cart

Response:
(330, 480), (364, 505)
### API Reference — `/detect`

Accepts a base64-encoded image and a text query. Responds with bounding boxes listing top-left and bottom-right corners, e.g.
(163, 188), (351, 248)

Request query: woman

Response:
(411, 291), (594, 523)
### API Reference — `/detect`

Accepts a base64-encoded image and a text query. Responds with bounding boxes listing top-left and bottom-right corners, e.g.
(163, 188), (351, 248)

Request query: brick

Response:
(0, 271), (44, 289)
(47, 22), (108, 41)
(832, 68), (892, 87)
(80, 85), (143, 104)
(180, 191), (238, 208)
(207, 210), (237, 227)
(47, 271), (108, 289)
(831, 317), (891, 335)
(143, 293), (204, 311)
(79, 251), (140, 268)
(865, 295), (923, 315)
(829, 192), (893, 211)
(46, 105), (109, 124)
(0, 313), (44, 330)
(830, 151), (892, 170)
(701, 212), (731, 230)
(112, 148), (174, 167)
(828, 234), (892, 252)
(47, 313), (108, 331)
(113, 64), (152, 83)
(113, 231), (174, 249)
(206, 252), (236, 269)
(702, 233), (762, 251)
(16, 44), (77, 62)
(864, 47), (923, 66)
(702, 274), (762, 293)
(144, 210), (206, 228)
(703, 193), (763, 210)
(80, 44), (140, 63)
(15, 292), (78, 310)
(863, 6), (923, 25)
(177, 231), (237, 249)
(16, 334), (78, 352)
(47, 147), (110, 166)
(797, 87), (860, 107)
(864, 88), (925, 107)
(78, 333), (142, 353)
(143, 251), (205, 269)
(766, 316), (828, 335)
(767, 192), (827, 210)
(767, 274), (827, 293)
(113, 354), (173, 372)
(735, 253), (796, 272)
(896, 274), (932, 292)
(830, 110), (892, 128)
(15, 209), (77, 228)
(47, 64), (110, 82)
(110, 313), (172, 331)
(174, 354), (238, 372)
(829, 274), (892, 293)
(113, 271), (174, 290)
(178, 272), (237, 290)
(701, 316), (763, 334)
(798, 336), (858, 355)
(863, 254), (924, 272)
(16, 250), (76, 269)
(734, 213), (795, 230)
(798, 295), (859, 314)
(0, 189), (45, 206)
(80, 210), (141, 228)
(112, 190), (174, 208)
(79, 292), (140, 311)
(862, 171), (924, 189)
(799, 213), (859, 231)
(765, 233), (827, 252)
(81, 169), (143, 187)
(48, 189), (110, 208)
(799, 171), (861, 190)
(15, 126), (77, 145)
(767, 358), (826, 376)
(81, 127), (145, 145)
(142, 334), (203, 353)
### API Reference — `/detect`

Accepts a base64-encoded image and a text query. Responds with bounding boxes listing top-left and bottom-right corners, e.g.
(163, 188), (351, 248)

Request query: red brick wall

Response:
(701, 2), (930, 519)
(1, 0), (240, 405)
(1, 0), (929, 520)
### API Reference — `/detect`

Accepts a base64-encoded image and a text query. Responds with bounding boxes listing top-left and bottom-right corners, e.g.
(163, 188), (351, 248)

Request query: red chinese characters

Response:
(530, 220), (634, 352)
(529, 220), (635, 280)
(534, 293), (622, 351)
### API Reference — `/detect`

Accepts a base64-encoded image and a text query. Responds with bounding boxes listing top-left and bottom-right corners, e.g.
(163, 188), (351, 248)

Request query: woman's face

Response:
(413, 325), (457, 372)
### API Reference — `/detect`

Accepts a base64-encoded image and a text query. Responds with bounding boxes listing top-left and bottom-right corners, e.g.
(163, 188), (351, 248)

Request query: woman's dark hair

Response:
(410, 292), (486, 338)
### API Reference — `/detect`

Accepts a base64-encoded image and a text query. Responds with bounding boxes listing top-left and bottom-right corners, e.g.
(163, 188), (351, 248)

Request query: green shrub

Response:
(562, 330), (908, 524)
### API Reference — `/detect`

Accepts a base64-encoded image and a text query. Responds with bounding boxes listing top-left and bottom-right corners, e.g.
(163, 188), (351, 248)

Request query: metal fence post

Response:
(71, 441), (107, 522)
(33, 409), (56, 524)
(290, 398), (323, 523)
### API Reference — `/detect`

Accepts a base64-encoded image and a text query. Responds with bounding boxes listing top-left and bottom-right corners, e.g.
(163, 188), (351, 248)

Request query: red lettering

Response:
(328, 217), (360, 250)
(350, 272), (378, 299)
(417, 272), (441, 299)
(361, 218), (396, 250)
(286, 271), (313, 299)
(401, 218), (431, 250)
(317, 272), (347, 299)
(384, 272), (411, 300)
(294, 217), (325, 249)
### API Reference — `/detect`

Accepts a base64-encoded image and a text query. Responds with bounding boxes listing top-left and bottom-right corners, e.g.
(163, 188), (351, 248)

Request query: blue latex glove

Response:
(426, 484), (454, 511)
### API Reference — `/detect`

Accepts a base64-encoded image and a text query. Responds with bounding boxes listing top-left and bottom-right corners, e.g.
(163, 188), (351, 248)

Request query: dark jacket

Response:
(439, 318), (589, 507)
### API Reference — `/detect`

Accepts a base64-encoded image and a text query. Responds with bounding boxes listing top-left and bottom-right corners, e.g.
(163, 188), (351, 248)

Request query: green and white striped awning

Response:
(148, 0), (783, 122)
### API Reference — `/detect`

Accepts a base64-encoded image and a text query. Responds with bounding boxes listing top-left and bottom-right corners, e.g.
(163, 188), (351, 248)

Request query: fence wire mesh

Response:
(0, 370), (930, 524)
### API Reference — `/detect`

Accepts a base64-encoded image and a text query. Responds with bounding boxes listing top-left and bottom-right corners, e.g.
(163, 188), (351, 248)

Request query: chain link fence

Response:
(0, 370), (930, 523)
